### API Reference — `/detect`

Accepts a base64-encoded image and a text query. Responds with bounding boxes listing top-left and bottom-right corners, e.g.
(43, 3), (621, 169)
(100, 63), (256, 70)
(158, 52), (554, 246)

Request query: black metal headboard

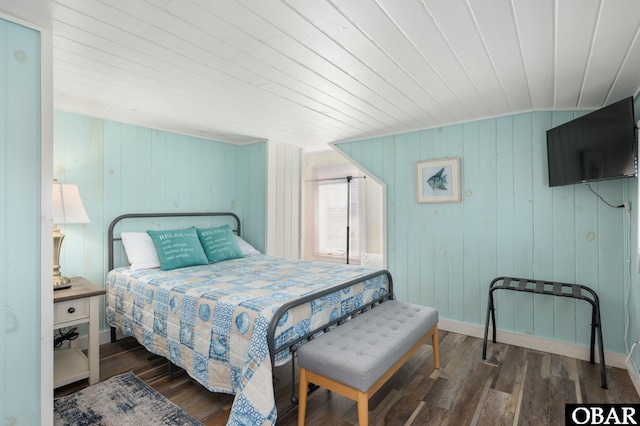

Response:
(107, 212), (241, 271)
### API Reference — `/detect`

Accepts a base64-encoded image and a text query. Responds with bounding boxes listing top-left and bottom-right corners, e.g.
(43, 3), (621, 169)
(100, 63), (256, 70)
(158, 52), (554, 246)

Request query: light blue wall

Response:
(53, 111), (267, 331)
(236, 142), (268, 250)
(1, 18), (43, 424)
(336, 107), (639, 355)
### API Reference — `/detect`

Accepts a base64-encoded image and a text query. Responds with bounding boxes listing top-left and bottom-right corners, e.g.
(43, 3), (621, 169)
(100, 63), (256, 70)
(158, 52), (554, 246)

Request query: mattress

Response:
(105, 254), (389, 425)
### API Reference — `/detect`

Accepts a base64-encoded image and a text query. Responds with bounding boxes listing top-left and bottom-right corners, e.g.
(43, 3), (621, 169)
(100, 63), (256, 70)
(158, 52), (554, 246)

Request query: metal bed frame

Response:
(106, 211), (394, 417)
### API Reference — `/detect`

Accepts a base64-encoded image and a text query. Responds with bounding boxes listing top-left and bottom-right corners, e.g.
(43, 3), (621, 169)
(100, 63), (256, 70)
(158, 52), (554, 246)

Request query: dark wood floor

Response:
(54, 330), (640, 425)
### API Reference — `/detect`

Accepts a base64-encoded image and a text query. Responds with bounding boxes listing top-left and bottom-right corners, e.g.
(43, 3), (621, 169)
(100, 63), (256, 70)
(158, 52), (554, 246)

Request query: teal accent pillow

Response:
(197, 225), (245, 263)
(146, 226), (209, 270)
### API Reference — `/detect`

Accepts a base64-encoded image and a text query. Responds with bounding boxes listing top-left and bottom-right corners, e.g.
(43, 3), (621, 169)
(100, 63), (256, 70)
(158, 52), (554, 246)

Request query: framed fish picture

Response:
(416, 157), (461, 203)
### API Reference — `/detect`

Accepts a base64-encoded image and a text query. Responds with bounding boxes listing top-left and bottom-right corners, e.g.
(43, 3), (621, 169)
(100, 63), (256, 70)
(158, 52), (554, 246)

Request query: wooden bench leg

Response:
(357, 390), (369, 426)
(298, 368), (309, 426)
(432, 327), (440, 369)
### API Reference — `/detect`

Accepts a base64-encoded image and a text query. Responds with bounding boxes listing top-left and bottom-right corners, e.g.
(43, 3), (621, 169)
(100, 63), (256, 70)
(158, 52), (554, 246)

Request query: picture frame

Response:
(416, 157), (461, 203)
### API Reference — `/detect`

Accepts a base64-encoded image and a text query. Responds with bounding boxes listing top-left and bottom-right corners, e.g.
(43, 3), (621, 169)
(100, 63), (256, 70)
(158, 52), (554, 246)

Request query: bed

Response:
(105, 212), (393, 425)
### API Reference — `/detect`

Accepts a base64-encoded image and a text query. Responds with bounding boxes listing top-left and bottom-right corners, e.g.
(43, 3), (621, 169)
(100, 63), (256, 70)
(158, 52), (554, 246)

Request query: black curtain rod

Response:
(305, 175), (366, 183)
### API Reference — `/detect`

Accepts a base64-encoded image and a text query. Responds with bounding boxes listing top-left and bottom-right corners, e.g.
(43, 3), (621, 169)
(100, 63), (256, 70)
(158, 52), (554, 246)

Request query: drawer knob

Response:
(67, 307), (76, 314)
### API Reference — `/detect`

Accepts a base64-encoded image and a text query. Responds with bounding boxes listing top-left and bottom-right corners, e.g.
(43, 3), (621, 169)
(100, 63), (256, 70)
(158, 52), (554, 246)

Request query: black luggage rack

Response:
(482, 276), (606, 389)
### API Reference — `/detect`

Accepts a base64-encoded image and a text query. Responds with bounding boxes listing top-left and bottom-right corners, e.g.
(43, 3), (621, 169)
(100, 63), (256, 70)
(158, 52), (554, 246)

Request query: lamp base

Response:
(53, 225), (72, 290)
(54, 275), (71, 290)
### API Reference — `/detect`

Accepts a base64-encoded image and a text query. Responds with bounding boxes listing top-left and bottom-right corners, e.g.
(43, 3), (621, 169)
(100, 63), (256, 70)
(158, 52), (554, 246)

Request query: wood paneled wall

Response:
(336, 110), (638, 355)
(1, 17), (49, 423)
(53, 111), (267, 330)
(237, 142), (268, 253)
(267, 142), (302, 258)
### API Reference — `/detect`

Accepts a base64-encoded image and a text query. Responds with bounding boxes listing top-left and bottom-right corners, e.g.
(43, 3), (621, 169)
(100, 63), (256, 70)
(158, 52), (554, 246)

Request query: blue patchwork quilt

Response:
(105, 255), (389, 425)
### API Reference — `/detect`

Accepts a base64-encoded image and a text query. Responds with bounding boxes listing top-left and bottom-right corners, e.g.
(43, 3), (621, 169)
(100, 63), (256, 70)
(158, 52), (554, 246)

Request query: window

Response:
(310, 165), (365, 264)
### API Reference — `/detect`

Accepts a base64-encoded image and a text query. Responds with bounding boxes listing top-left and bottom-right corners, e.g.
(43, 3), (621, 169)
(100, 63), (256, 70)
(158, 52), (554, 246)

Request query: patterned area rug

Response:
(53, 372), (202, 425)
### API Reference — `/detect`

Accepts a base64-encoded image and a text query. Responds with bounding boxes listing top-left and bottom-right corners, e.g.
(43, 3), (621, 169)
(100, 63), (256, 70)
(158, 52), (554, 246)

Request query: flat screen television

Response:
(546, 96), (637, 187)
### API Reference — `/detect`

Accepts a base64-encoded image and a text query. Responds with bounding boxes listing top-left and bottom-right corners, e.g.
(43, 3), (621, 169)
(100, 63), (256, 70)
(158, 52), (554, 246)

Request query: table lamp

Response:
(53, 180), (90, 290)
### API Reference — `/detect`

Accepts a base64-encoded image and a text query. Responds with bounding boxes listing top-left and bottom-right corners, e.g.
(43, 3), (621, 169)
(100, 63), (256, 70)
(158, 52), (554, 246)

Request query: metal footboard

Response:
(267, 269), (394, 417)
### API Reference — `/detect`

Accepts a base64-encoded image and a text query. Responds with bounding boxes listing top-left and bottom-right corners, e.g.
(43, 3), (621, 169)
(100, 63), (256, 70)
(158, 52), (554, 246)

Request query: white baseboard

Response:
(99, 328), (123, 345)
(87, 321), (627, 368)
(61, 328), (124, 352)
(439, 318), (628, 369)
(626, 356), (640, 398)
(71, 321), (631, 390)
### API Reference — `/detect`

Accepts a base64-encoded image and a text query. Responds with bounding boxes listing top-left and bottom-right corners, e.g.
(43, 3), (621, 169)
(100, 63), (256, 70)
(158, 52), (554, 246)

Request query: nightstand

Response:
(53, 276), (106, 388)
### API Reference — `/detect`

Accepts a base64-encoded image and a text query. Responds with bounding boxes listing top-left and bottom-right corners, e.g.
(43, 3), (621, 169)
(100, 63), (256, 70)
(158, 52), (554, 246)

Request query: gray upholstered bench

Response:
(296, 300), (439, 426)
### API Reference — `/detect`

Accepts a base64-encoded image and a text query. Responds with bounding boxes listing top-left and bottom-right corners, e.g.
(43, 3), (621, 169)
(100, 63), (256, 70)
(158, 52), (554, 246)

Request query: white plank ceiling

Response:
(3, 0), (640, 151)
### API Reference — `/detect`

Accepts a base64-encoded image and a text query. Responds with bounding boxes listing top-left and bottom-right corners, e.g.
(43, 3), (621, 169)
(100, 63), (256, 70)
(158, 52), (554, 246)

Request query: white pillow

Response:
(361, 252), (383, 269)
(121, 232), (161, 270)
(235, 236), (261, 256)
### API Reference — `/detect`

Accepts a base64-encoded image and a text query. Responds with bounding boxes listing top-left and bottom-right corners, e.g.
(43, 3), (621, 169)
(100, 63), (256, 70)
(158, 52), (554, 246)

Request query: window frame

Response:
(309, 164), (366, 264)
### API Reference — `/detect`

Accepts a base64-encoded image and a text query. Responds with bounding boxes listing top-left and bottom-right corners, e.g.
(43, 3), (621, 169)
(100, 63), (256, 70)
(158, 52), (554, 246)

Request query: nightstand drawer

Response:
(54, 298), (89, 324)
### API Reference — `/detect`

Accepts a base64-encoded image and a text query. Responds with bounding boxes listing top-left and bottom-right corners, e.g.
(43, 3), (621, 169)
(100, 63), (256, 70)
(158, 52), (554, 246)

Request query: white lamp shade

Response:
(53, 182), (91, 224)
